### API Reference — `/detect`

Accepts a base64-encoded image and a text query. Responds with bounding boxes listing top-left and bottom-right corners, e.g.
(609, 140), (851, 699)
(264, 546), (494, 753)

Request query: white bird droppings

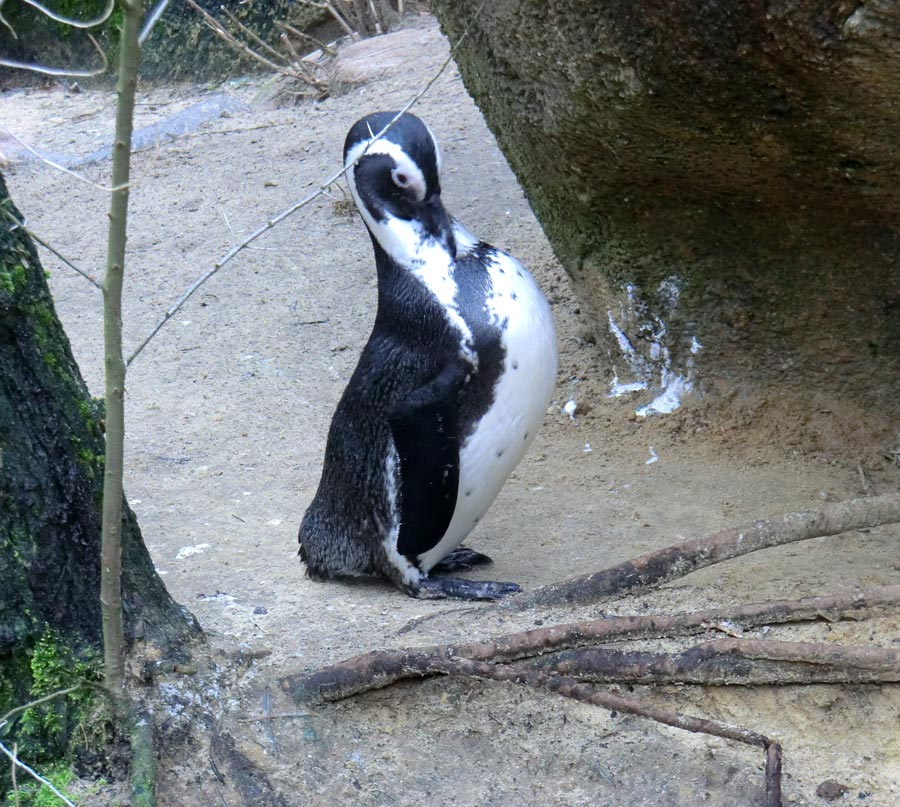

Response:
(175, 543), (211, 560)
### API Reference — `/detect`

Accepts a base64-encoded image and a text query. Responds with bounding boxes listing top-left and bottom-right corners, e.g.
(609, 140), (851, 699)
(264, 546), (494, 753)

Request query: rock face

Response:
(431, 1), (900, 411)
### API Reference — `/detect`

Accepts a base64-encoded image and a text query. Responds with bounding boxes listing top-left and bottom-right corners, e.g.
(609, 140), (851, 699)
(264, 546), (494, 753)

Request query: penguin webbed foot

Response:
(430, 545), (494, 572)
(409, 576), (521, 601)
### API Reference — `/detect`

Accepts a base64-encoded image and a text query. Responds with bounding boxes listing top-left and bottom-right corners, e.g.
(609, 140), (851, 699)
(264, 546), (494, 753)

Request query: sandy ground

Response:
(3, 14), (899, 807)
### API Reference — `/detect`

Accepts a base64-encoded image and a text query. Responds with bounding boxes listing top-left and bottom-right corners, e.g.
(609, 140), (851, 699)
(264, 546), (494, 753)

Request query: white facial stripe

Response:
(344, 126), (478, 369)
(345, 137), (427, 203)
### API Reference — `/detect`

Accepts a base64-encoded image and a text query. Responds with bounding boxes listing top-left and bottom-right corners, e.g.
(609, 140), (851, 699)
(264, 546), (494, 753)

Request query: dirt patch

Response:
(3, 13), (899, 807)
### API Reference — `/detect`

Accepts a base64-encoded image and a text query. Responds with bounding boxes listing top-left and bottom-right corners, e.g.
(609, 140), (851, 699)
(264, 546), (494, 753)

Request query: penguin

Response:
(298, 111), (558, 600)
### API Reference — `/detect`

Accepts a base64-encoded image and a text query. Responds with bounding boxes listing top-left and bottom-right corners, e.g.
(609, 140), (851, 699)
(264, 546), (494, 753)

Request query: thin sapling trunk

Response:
(100, 0), (143, 718)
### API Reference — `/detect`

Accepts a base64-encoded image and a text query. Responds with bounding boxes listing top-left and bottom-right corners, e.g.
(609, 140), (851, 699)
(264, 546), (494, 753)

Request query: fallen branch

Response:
(533, 640), (900, 686)
(444, 656), (781, 789)
(281, 584), (900, 702)
(283, 497), (900, 807)
(512, 493), (900, 608)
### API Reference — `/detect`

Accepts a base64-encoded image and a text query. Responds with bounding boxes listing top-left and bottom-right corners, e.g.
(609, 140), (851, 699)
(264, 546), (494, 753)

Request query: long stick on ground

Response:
(281, 584), (900, 702)
(532, 641), (900, 685)
(511, 493), (900, 608)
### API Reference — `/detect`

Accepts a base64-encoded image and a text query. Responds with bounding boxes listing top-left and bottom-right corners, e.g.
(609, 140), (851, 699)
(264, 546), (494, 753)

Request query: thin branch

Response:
(0, 684), (85, 729)
(19, 0), (114, 28)
(11, 741), (19, 807)
(236, 711), (311, 723)
(298, 0), (357, 40)
(512, 492), (900, 608)
(139, 0), (173, 45)
(1, 207), (102, 289)
(0, 2), (16, 40)
(126, 15), (476, 365)
(280, 32), (322, 85)
(449, 657), (778, 751)
(281, 584), (900, 703)
(0, 740), (79, 807)
(220, 5), (288, 65)
(186, 0), (288, 75)
(411, 656), (783, 807)
(276, 21), (337, 56)
(0, 124), (124, 192)
(0, 31), (107, 77)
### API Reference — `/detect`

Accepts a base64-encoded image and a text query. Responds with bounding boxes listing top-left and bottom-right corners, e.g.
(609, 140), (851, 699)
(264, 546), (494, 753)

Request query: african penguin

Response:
(298, 111), (558, 600)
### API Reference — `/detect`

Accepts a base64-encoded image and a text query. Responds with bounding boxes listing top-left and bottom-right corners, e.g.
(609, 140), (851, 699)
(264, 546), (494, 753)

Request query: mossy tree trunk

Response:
(0, 174), (199, 774)
(432, 0), (900, 413)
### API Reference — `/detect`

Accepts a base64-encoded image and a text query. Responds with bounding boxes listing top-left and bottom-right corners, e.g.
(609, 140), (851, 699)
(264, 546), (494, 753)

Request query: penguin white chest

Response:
(417, 250), (558, 571)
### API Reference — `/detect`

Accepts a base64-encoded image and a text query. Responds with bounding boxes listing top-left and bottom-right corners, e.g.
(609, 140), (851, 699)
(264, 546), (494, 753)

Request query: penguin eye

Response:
(393, 170), (409, 188)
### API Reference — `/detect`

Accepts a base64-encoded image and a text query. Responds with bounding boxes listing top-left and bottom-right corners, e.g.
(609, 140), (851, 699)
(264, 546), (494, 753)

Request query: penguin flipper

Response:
(389, 360), (466, 560)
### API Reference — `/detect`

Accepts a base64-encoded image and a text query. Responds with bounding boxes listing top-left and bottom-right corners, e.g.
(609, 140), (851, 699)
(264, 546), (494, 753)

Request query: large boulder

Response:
(432, 1), (900, 412)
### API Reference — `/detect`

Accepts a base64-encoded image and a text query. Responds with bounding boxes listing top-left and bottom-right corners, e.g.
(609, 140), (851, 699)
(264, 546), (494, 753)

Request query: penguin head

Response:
(343, 112), (456, 262)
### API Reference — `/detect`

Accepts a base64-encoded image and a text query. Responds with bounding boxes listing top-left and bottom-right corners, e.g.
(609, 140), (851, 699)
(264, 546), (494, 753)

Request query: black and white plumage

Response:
(298, 111), (558, 600)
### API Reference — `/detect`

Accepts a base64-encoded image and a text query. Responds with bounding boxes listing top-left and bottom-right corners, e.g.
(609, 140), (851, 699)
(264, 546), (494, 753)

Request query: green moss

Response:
(68, 434), (103, 479)
(3, 761), (73, 807)
(0, 262), (27, 295)
(0, 631), (105, 795)
(75, 398), (105, 437)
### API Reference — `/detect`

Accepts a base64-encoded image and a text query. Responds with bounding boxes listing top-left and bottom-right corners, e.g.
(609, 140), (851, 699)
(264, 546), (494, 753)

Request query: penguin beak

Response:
(420, 193), (457, 258)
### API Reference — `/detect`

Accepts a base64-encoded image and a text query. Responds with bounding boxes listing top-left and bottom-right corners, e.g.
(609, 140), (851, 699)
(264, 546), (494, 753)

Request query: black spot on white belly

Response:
(512, 360), (519, 370)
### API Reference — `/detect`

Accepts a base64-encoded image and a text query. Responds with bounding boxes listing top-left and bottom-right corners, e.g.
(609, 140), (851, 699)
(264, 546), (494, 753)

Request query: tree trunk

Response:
(431, 1), (900, 415)
(0, 173), (199, 770)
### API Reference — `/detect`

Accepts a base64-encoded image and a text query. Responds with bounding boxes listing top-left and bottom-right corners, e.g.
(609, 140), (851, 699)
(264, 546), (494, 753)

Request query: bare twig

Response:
(138, 0), (173, 45)
(0, 32), (108, 77)
(276, 21), (337, 56)
(281, 584), (900, 703)
(10, 741), (19, 807)
(0, 124), (124, 192)
(236, 711), (310, 723)
(184, 1), (330, 98)
(16, 0), (113, 27)
(298, 0), (358, 40)
(220, 5), (288, 65)
(432, 657), (783, 807)
(1, 207), (102, 289)
(0, 740), (78, 807)
(449, 656), (779, 749)
(127, 16), (476, 365)
(0, 684), (85, 729)
(513, 493), (900, 608)
(185, 0), (288, 75)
